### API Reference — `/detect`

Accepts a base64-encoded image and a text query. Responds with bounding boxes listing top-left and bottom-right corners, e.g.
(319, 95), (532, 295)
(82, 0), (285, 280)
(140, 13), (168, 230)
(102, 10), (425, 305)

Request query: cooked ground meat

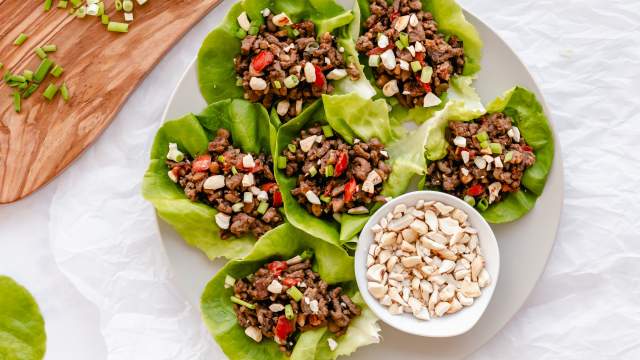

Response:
(232, 253), (360, 354)
(424, 112), (536, 207)
(167, 128), (284, 239)
(235, 11), (360, 120)
(281, 125), (391, 217)
(355, 0), (465, 107)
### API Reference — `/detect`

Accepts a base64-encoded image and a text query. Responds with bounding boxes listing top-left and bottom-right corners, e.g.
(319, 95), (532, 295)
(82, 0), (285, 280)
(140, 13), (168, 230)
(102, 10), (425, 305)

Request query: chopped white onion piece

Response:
(304, 62), (316, 83)
(215, 213), (231, 229)
(423, 92), (442, 107)
(305, 190), (321, 205)
(453, 136), (467, 147)
(380, 49), (396, 70)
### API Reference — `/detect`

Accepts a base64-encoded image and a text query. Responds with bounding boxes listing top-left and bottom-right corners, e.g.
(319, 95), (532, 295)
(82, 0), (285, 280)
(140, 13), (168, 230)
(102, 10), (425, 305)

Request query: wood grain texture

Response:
(0, 0), (221, 203)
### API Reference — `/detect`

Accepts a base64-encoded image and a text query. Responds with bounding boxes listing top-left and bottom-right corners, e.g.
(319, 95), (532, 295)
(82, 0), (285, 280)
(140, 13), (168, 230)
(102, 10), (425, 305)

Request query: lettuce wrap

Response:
(200, 223), (380, 360)
(274, 94), (403, 246)
(422, 87), (554, 223)
(197, 0), (373, 110)
(142, 99), (276, 260)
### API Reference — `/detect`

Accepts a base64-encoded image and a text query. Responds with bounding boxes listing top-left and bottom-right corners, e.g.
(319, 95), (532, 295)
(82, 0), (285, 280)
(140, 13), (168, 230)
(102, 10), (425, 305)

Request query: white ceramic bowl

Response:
(354, 191), (500, 337)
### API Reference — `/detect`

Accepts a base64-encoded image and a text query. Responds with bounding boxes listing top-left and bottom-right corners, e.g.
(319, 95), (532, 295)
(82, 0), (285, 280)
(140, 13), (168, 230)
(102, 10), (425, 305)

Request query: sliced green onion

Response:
(34, 59), (54, 83)
(411, 61), (422, 72)
(284, 304), (294, 320)
(101, 14), (109, 24)
(14, 33), (28, 46)
(74, 6), (86, 17)
(273, 80), (281, 89)
(321, 125), (333, 138)
(248, 25), (259, 36)
(230, 296), (256, 309)
(44, 0), (53, 11)
(308, 166), (317, 177)
(107, 22), (128, 33)
(217, 155), (225, 163)
(235, 28), (247, 39)
(257, 201), (269, 214)
(231, 166), (238, 175)
(286, 286), (303, 302)
(490, 143), (502, 154)
(477, 198), (489, 211)
(23, 70), (33, 82)
(115, 0), (123, 10)
(463, 195), (476, 207)
(476, 131), (489, 142)
(224, 275), (236, 288)
(34, 48), (47, 59)
(22, 83), (40, 99)
(368, 54), (381, 67)
(13, 92), (21, 113)
(287, 143), (296, 153)
(50, 65), (64, 78)
(277, 156), (287, 169)
(420, 66), (433, 83)
(122, 0), (133, 12)
(394, 40), (405, 50)
(98, 1), (104, 15)
(60, 83), (70, 101)
(480, 141), (489, 149)
(399, 32), (409, 48)
(504, 151), (513, 163)
(325, 164), (334, 177)
(43, 83), (59, 101)
(70, 0), (82, 7)
(17, 82), (27, 90)
(320, 195), (331, 203)
(9, 75), (26, 83)
(58, 0), (68, 9)
(284, 75), (299, 88)
(43, 44), (57, 53)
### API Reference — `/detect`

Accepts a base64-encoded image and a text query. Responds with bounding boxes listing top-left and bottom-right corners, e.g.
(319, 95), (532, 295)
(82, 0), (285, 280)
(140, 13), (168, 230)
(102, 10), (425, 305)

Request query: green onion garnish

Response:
(490, 143), (502, 154)
(9, 75), (26, 83)
(286, 286), (303, 302)
(308, 166), (317, 177)
(98, 2), (105, 15)
(231, 166), (238, 175)
(44, 0), (53, 11)
(42, 44), (57, 53)
(399, 32), (409, 48)
(107, 22), (129, 33)
(217, 155), (225, 163)
(320, 195), (331, 203)
(58, 1), (68, 9)
(101, 14), (110, 24)
(463, 195), (476, 207)
(22, 84), (40, 99)
(394, 40), (405, 50)
(325, 164), (334, 177)
(284, 75), (299, 89)
(122, 0), (133, 12)
(34, 48), (47, 59)
(50, 65), (64, 78)
(13, 92), (21, 113)
(285, 304), (294, 320)
(277, 156), (287, 169)
(34, 59), (54, 83)
(420, 66), (433, 83)
(14, 33), (28, 46)
(43, 83), (59, 101)
(476, 131), (489, 142)
(480, 141), (489, 149)
(60, 83), (70, 101)
(504, 151), (513, 163)
(224, 275), (236, 288)
(477, 198), (489, 211)
(70, 0), (82, 7)
(230, 296), (256, 309)
(257, 201), (269, 214)
(287, 143), (296, 153)
(23, 70), (33, 82)
(235, 28), (247, 39)
(411, 61), (422, 72)
(115, 0), (123, 11)
(322, 125), (333, 138)
(273, 80), (281, 89)
(74, 6), (86, 18)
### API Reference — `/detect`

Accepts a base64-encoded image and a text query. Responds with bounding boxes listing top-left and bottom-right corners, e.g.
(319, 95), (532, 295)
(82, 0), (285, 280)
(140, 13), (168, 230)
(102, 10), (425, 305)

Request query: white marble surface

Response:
(1, 0), (640, 358)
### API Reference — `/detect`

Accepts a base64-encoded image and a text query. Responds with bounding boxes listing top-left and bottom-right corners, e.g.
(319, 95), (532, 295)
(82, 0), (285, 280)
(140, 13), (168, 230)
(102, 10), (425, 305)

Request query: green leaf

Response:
(322, 92), (394, 144)
(0, 276), (46, 360)
(200, 223), (379, 360)
(142, 100), (275, 260)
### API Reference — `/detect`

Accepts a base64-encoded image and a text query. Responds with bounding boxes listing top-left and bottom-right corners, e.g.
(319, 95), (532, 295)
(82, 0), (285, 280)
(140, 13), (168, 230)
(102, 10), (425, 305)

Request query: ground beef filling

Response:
(282, 125), (391, 217)
(167, 128), (283, 238)
(424, 112), (536, 207)
(235, 13), (360, 119)
(355, 0), (465, 107)
(233, 256), (361, 354)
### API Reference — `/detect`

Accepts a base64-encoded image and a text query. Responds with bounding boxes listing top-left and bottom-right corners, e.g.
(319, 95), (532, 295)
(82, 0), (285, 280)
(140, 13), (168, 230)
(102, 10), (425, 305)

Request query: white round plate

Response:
(157, 6), (564, 360)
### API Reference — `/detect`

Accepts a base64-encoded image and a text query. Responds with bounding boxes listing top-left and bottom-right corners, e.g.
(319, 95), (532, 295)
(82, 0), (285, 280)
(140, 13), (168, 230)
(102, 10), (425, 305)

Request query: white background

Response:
(1, 0), (640, 358)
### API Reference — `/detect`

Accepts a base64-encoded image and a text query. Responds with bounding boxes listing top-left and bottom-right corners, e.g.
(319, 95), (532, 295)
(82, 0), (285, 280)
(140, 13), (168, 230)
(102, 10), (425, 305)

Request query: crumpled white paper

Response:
(49, 0), (640, 359)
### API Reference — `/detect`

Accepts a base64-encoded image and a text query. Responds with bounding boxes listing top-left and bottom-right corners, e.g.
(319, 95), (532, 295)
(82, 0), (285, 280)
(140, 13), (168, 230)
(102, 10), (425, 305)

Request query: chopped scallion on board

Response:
(60, 83), (70, 101)
(101, 14), (109, 24)
(34, 48), (47, 59)
(50, 65), (64, 78)
(34, 59), (54, 83)
(23, 84), (40, 99)
(42, 44), (57, 53)
(107, 22), (129, 33)
(115, 0), (123, 11)
(70, 0), (82, 8)
(44, 0), (53, 11)
(43, 83), (59, 101)
(13, 92), (21, 113)
(123, 0), (133, 12)
(57, 0), (68, 9)
(14, 33), (28, 46)
(23, 70), (33, 82)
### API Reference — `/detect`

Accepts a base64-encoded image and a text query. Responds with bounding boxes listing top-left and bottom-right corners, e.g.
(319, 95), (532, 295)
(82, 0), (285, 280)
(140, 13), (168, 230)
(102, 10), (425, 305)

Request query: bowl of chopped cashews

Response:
(355, 191), (500, 337)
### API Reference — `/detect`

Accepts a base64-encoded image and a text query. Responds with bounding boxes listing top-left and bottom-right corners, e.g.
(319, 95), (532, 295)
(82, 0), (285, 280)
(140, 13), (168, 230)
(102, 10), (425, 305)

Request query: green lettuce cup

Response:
(200, 223), (380, 360)
(274, 94), (412, 246)
(197, 0), (373, 115)
(142, 99), (277, 260)
(0, 276), (46, 360)
(422, 86), (554, 223)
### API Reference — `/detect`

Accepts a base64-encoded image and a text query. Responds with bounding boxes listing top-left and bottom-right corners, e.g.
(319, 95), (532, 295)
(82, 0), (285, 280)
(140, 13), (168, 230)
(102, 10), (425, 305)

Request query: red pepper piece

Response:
(192, 155), (211, 173)
(467, 184), (484, 197)
(267, 261), (288, 276)
(522, 145), (533, 152)
(415, 75), (432, 93)
(314, 65), (325, 87)
(275, 316), (294, 341)
(334, 152), (348, 177)
(344, 178), (357, 203)
(367, 44), (395, 56)
(249, 159), (262, 173)
(282, 277), (301, 287)
(415, 52), (426, 65)
(250, 51), (274, 73)
(261, 182), (277, 192)
(273, 191), (283, 207)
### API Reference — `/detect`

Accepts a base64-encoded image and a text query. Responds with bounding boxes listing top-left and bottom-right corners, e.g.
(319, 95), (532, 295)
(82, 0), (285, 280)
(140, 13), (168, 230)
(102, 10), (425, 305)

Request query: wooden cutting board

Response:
(0, 0), (222, 203)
